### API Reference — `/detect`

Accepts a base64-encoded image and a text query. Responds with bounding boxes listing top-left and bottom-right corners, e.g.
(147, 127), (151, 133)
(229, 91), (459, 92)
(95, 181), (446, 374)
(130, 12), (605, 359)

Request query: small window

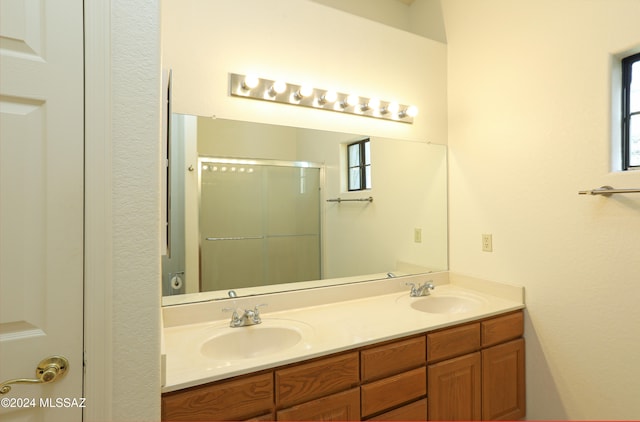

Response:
(347, 139), (371, 191)
(622, 52), (640, 170)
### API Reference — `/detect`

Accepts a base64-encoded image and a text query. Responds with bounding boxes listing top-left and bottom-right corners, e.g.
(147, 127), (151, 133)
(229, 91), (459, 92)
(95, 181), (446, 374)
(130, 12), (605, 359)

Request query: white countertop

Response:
(162, 272), (524, 393)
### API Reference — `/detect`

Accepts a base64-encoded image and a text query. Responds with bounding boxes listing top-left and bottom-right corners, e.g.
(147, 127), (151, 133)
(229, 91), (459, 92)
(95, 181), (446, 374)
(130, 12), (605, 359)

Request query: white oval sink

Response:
(200, 320), (313, 360)
(409, 295), (483, 314)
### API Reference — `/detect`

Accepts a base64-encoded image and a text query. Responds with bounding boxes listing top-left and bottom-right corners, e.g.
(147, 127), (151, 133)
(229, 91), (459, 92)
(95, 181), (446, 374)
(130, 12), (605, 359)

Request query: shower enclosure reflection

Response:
(199, 158), (321, 291)
(162, 114), (448, 303)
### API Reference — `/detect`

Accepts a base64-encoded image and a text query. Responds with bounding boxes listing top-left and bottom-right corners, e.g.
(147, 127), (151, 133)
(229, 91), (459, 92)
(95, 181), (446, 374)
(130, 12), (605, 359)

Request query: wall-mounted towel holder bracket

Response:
(578, 186), (640, 196)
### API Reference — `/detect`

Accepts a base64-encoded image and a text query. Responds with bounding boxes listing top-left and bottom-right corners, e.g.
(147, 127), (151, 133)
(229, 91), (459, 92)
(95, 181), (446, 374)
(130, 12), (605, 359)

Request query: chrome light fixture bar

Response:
(229, 73), (417, 124)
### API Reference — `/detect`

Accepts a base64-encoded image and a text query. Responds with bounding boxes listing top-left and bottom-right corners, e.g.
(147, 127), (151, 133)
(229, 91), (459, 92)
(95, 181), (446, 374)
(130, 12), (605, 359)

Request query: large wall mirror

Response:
(162, 114), (448, 306)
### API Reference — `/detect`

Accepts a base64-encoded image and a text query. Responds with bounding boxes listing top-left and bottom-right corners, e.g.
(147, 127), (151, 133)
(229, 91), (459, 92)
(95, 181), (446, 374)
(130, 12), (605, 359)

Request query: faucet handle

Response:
(421, 281), (435, 290)
(405, 282), (418, 294)
(222, 307), (243, 327)
(239, 304), (266, 325)
(222, 307), (242, 319)
(252, 304), (267, 321)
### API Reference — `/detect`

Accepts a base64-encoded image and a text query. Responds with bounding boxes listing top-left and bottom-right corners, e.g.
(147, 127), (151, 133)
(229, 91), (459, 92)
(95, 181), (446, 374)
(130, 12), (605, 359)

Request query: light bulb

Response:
(271, 80), (287, 95)
(399, 105), (419, 118)
(346, 94), (359, 107)
(294, 84), (314, 100)
(299, 85), (313, 97)
(361, 98), (380, 111)
(242, 74), (259, 90)
(340, 94), (359, 109)
(319, 90), (338, 104)
(381, 102), (400, 115)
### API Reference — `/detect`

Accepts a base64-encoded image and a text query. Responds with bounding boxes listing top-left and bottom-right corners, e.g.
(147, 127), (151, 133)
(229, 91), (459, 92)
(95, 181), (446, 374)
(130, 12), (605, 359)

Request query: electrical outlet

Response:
(414, 228), (422, 243)
(482, 234), (493, 252)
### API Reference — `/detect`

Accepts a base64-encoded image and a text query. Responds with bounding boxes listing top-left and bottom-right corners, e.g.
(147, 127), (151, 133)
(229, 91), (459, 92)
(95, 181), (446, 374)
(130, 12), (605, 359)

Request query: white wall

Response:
(161, 0), (447, 144)
(442, 0), (640, 419)
(110, 0), (161, 420)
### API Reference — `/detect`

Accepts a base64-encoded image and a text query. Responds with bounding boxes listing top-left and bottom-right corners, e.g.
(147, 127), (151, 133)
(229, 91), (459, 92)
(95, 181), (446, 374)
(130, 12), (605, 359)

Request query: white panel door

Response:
(0, 0), (84, 421)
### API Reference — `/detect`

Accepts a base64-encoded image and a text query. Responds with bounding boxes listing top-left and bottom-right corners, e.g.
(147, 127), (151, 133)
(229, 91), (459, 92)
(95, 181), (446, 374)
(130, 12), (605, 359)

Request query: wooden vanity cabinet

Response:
(426, 310), (525, 421)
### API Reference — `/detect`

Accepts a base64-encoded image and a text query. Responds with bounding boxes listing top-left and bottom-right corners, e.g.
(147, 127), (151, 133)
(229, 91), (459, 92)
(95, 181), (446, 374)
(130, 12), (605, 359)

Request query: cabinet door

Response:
(482, 338), (525, 420)
(276, 388), (360, 421)
(428, 352), (481, 421)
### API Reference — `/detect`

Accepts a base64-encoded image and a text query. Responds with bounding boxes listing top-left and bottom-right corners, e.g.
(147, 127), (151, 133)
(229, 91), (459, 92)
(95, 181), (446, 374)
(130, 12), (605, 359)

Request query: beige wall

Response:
(442, 0), (640, 419)
(161, 0), (448, 145)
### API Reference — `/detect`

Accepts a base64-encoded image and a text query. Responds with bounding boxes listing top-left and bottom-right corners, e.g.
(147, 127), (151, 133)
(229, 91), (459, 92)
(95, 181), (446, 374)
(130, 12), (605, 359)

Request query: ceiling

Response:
(310, 0), (446, 43)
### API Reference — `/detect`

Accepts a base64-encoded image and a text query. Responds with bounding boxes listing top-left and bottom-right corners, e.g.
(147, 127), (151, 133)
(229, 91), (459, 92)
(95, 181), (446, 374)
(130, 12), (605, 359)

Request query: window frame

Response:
(347, 138), (371, 191)
(622, 52), (640, 170)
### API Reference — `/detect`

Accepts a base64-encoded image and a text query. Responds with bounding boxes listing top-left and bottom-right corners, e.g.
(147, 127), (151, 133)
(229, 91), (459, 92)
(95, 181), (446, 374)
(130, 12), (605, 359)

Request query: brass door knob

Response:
(0, 356), (69, 395)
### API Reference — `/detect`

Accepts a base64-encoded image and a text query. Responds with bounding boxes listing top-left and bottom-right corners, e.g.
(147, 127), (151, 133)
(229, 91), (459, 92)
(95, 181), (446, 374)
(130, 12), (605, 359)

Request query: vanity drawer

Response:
(275, 351), (359, 409)
(245, 413), (275, 421)
(276, 387), (360, 421)
(361, 335), (426, 382)
(367, 398), (427, 421)
(481, 310), (524, 347)
(360, 366), (427, 418)
(161, 372), (273, 421)
(427, 322), (480, 363)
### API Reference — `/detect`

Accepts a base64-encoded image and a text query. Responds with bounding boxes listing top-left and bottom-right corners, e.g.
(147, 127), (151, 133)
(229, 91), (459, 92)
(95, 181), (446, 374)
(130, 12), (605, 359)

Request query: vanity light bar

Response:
(229, 73), (417, 124)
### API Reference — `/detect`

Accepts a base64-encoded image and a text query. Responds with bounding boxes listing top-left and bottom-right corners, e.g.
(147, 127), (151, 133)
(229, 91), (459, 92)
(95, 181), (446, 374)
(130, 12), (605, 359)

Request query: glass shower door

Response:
(199, 158), (321, 292)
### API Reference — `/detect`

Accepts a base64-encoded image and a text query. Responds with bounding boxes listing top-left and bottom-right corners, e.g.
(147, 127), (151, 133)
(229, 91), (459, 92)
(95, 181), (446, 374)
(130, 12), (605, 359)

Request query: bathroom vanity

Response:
(161, 274), (525, 421)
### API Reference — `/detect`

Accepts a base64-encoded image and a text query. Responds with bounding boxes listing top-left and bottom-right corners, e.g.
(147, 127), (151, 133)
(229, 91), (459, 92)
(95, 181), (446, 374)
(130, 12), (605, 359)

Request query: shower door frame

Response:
(197, 156), (325, 292)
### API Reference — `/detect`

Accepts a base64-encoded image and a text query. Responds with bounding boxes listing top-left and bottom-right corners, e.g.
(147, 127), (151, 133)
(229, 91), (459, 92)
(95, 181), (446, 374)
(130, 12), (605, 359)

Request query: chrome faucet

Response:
(406, 281), (435, 297)
(223, 304), (267, 327)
